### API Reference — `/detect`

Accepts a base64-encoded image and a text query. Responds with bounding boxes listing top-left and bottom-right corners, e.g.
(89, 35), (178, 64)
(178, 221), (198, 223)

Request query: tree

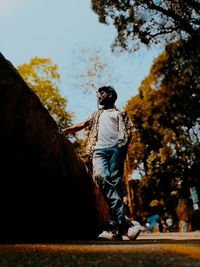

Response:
(125, 34), (200, 225)
(67, 47), (115, 95)
(17, 57), (73, 128)
(91, 0), (200, 51)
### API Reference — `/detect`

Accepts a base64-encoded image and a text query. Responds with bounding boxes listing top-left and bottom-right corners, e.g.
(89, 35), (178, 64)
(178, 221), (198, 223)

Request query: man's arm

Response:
(62, 119), (89, 135)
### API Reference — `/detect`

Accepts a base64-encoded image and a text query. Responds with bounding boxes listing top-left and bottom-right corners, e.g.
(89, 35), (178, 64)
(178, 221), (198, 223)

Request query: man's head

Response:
(97, 86), (118, 106)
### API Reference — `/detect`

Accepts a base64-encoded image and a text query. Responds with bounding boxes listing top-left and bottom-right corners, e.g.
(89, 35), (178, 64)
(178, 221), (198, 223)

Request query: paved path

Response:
(137, 231), (200, 240)
(0, 232), (199, 267)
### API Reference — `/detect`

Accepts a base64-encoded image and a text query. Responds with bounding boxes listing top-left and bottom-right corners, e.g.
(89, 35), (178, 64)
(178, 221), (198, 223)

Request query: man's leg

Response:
(93, 148), (124, 238)
(93, 148), (126, 221)
(109, 147), (129, 234)
(93, 148), (140, 240)
(109, 147), (141, 239)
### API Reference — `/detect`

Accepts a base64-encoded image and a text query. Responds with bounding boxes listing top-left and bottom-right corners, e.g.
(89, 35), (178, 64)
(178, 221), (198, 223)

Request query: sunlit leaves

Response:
(18, 57), (73, 127)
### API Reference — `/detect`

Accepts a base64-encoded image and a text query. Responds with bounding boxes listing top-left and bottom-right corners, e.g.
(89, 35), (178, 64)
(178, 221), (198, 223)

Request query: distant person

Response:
(145, 222), (151, 233)
(166, 217), (174, 232)
(62, 86), (140, 240)
(147, 214), (159, 233)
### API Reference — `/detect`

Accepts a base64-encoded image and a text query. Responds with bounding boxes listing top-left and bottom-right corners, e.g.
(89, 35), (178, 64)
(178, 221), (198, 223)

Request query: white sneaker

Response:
(98, 230), (122, 241)
(132, 220), (145, 231)
(125, 225), (140, 240)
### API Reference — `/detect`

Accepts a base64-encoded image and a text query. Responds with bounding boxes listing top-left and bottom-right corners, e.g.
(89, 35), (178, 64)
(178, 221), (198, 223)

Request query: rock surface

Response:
(0, 52), (109, 242)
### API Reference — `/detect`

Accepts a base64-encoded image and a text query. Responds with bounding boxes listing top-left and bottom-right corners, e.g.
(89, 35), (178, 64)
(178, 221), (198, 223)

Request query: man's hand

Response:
(62, 129), (67, 134)
(62, 119), (89, 135)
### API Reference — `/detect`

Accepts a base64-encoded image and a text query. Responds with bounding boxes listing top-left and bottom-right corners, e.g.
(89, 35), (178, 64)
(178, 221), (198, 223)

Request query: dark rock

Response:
(0, 52), (109, 242)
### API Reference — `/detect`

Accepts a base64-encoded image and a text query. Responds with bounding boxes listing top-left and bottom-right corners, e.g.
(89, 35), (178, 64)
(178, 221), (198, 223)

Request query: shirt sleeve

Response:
(121, 109), (133, 130)
(86, 111), (95, 129)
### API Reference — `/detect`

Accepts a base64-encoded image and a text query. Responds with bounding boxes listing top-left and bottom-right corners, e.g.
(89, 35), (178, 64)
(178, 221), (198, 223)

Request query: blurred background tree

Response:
(17, 57), (73, 128)
(77, 47), (114, 94)
(125, 35), (200, 229)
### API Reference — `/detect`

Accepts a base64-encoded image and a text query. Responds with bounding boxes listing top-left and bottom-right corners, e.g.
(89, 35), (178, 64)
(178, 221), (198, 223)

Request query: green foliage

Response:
(17, 57), (73, 128)
(125, 34), (200, 220)
(91, 0), (200, 51)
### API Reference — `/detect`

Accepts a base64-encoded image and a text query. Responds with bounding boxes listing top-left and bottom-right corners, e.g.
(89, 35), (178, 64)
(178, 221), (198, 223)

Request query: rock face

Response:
(0, 53), (109, 242)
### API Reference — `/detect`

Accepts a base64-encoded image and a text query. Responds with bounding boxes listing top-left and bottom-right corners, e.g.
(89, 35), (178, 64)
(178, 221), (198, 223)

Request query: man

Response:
(62, 86), (140, 240)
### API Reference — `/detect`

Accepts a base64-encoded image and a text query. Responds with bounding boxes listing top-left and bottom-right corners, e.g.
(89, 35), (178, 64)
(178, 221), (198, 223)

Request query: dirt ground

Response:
(0, 232), (200, 267)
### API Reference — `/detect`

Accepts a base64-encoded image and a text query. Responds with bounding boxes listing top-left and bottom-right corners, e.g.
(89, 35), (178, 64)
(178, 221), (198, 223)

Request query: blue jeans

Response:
(92, 146), (127, 229)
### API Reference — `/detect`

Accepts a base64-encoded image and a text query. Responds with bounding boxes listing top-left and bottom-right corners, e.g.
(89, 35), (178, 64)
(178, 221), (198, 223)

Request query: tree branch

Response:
(144, 0), (196, 35)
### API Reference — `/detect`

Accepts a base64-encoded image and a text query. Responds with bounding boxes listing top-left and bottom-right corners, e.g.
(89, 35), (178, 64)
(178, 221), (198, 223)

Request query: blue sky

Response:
(1, 0), (161, 122)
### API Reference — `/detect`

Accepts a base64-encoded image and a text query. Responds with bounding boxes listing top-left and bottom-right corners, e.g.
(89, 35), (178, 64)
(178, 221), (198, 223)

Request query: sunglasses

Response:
(97, 90), (108, 97)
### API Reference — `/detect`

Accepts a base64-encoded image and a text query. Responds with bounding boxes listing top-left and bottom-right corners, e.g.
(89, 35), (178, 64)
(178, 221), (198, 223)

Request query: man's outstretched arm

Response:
(62, 119), (89, 135)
